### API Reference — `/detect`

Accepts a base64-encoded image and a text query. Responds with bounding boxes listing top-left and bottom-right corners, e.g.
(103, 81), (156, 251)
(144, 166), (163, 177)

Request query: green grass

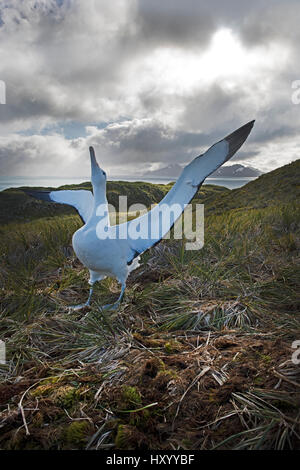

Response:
(205, 159), (300, 215)
(0, 160), (299, 450)
(0, 180), (227, 224)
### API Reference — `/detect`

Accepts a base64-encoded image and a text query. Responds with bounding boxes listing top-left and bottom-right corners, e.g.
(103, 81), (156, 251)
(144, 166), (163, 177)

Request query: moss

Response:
(133, 332), (165, 348)
(164, 342), (173, 353)
(158, 358), (167, 370)
(129, 409), (151, 428)
(181, 438), (193, 448)
(115, 424), (129, 449)
(260, 354), (272, 363)
(115, 424), (146, 450)
(254, 352), (272, 364)
(156, 359), (178, 379)
(28, 377), (69, 402)
(41, 376), (62, 385)
(122, 386), (142, 406)
(158, 369), (177, 380)
(30, 384), (54, 398)
(53, 385), (80, 409)
(152, 369), (178, 393)
(164, 340), (182, 353)
(254, 376), (264, 385)
(64, 420), (92, 448)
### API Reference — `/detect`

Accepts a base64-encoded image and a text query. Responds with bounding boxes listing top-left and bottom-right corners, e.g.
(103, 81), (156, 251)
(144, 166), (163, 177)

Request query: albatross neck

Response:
(92, 183), (108, 212)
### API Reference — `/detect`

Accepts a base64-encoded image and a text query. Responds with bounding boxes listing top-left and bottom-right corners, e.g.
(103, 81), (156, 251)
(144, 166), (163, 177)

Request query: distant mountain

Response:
(144, 163), (262, 179)
(210, 164), (262, 177)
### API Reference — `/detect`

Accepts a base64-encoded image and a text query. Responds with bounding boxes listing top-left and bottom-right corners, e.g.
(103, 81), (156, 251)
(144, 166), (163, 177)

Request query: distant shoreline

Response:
(0, 175), (258, 192)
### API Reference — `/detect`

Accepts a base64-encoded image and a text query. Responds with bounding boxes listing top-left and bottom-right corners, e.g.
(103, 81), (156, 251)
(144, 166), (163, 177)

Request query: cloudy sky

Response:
(0, 0), (299, 178)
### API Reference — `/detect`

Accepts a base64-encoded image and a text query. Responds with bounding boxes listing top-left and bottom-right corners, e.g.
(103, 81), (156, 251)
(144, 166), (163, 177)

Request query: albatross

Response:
(26, 120), (255, 310)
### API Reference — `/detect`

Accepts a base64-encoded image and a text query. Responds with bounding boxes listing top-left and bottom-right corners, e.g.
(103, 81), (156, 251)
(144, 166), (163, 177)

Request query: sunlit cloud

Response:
(0, 0), (299, 177)
(138, 28), (290, 96)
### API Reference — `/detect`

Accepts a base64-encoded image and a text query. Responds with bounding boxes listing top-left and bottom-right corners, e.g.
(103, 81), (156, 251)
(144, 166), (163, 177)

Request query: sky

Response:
(0, 0), (300, 178)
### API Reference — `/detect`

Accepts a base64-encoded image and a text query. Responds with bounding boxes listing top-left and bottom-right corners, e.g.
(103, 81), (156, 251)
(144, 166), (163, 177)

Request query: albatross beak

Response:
(89, 146), (99, 176)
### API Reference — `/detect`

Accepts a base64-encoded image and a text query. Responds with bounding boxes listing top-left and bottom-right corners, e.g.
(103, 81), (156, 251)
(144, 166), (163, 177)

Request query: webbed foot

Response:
(68, 286), (94, 311)
(98, 301), (120, 311)
(68, 301), (91, 311)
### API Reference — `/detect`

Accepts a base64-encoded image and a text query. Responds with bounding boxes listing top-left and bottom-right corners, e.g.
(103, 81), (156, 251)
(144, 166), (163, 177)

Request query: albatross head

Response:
(89, 146), (106, 187)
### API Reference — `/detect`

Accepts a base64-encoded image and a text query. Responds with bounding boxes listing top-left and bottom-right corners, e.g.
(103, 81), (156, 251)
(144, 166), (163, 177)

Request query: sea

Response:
(0, 175), (257, 192)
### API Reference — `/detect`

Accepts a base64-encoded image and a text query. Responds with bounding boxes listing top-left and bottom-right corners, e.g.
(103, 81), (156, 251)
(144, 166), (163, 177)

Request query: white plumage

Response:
(27, 120), (254, 310)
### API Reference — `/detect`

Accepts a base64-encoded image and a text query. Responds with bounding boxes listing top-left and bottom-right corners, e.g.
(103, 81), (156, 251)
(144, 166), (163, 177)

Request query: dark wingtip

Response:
(225, 120), (255, 162)
(24, 190), (52, 202)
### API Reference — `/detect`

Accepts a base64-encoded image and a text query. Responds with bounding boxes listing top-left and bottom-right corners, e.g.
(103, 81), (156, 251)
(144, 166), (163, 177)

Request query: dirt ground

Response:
(1, 329), (299, 450)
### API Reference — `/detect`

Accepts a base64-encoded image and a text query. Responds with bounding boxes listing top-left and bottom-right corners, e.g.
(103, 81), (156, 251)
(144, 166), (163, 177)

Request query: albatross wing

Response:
(25, 189), (94, 224)
(124, 120), (255, 263)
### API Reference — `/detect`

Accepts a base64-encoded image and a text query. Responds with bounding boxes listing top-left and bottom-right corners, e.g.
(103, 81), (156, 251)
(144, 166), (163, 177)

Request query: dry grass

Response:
(0, 174), (299, 450)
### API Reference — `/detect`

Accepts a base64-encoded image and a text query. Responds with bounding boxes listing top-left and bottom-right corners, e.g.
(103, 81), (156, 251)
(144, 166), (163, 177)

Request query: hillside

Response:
(1, 159), (296, 225)
(0, 181), (229, 225)
(206, 159), (300, 214)
(0, 160), (299, 450)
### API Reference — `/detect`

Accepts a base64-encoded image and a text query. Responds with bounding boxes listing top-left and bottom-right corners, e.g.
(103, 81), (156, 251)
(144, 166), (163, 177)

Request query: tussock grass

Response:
(0, 162), (299, 449)
(212, 389), (300, 450)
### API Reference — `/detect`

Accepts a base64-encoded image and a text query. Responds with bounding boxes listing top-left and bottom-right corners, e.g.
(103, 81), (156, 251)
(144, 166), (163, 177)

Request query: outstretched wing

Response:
(124, 120), (255, 263)
(25, 189), (94, 224)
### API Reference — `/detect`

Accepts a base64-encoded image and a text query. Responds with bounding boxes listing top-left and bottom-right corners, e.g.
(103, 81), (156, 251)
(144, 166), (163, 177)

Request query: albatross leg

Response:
(69, 285), (94, 311)
(69, 272), (106, 311)
(100, 282), (126, 311)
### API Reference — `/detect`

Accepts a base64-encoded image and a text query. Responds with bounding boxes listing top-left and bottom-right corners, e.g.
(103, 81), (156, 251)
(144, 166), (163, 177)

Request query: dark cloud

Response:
(230, 149), (261, 162)
(0, 0), (300, 176)
(178, 84), (253, 133)
(239, 1), (300, 47)
(137, 0), (215, 49)
(84, 118), (260, 173)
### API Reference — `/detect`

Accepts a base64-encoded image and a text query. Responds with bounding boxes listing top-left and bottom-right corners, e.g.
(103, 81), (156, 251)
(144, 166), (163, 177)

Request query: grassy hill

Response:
(0, 160), (299, 450)
(0, 181), (228, 224)
(205, 159), (300, 215)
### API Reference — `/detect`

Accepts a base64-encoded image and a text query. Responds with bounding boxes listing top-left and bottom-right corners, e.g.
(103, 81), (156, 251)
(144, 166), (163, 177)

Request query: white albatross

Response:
(26, 120), (255, 310)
